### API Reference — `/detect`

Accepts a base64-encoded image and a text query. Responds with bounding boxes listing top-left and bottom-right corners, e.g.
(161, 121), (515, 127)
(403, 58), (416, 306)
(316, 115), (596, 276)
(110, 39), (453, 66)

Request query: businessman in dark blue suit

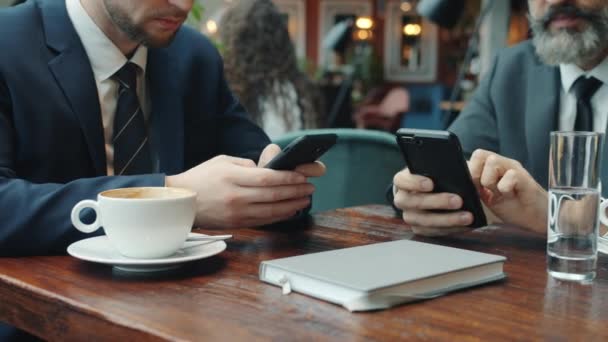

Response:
(0, 0), (324, 258)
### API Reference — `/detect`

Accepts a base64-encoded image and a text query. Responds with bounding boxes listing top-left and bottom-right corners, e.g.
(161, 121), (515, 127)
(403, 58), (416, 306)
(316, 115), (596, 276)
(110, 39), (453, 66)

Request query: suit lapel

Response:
(40, 0), (106, 176)
(525, 63), (560, 188)
(147, 49), (184, 175)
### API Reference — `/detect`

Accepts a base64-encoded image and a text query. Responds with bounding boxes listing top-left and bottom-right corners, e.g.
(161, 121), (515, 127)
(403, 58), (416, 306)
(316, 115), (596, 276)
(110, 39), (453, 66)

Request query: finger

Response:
(469, 149), (492, 181)
(479, 154), (506, 191)
(478, 187), (495, 205)
(393, 169), (434, 192)
(258, 144), (282, 167)
(237, 183), (315, 203)
(242, 197), (311, 220)
(394, 190), (463, 211)
(294, 161), (326, 178)
(230, 168), (307, 187)
(402, 209), (473, 227)
(468, 160), (482, 191)
(496, 169), (520, 197)
(411, 226), (473, 237)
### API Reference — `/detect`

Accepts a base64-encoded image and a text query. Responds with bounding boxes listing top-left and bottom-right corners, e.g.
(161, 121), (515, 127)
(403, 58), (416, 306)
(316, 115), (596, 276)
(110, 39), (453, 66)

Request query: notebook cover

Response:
(260, 239), (506, 292)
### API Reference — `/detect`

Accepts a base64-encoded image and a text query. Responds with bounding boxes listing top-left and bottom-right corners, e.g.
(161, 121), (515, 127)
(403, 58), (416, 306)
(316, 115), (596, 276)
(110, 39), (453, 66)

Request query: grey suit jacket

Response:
(449, 40), (608, 196)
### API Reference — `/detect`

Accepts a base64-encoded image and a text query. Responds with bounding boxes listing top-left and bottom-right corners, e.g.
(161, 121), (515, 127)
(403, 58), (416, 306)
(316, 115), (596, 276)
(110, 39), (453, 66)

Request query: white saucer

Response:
(67, 233), (227, 272)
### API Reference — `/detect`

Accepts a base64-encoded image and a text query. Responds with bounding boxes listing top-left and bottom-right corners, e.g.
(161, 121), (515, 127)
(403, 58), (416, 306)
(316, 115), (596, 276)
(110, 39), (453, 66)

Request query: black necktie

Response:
(572, 76), (602, 132)
(112, 62), (152, 175)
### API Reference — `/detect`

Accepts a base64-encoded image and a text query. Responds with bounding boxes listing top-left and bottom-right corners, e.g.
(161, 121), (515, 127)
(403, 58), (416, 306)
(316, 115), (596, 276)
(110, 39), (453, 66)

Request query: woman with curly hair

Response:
(220, 0), (322, 139)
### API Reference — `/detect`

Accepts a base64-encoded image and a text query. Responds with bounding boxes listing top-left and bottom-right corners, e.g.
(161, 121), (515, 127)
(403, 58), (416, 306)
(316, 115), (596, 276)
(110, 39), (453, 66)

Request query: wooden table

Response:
(1, 205), (608, 341)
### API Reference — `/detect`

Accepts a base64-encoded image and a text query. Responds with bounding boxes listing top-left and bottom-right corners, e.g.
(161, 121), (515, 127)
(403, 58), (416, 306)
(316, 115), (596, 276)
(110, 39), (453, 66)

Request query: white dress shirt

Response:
(259, 81), (303, 140)
(66, 0), (150, 175)
(558, 56), (608, 132)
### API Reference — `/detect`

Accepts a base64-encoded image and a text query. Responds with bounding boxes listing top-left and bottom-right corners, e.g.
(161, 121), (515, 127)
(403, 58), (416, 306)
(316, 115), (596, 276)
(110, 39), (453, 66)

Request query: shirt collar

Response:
(65, 0), (147, 82)
(560, 55), (608, 94)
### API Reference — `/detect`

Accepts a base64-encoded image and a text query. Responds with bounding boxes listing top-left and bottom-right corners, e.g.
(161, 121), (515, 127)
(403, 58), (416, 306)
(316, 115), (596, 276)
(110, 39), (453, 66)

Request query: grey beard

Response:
(529, 9), (608, 66)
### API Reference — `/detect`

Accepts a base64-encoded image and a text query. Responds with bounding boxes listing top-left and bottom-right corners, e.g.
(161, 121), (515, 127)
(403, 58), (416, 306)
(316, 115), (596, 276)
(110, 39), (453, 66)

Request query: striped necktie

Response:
(112, 62), (152, 175)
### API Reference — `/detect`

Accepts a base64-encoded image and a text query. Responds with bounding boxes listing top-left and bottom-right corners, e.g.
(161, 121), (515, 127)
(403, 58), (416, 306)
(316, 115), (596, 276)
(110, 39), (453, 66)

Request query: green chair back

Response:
(272, 128), (405, 213)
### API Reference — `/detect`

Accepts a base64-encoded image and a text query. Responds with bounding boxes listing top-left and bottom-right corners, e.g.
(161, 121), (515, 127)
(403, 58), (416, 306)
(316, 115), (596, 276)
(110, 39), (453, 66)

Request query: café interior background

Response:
(0, 0), (530, 131)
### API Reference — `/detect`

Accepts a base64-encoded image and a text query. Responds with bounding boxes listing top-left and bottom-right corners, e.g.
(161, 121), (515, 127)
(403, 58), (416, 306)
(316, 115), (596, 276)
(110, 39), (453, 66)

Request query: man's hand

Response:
(393, 168), (474, 236)
(393, 149), (548, 236)
(165, 144), (326, 229)
(469, 149), (547, 233)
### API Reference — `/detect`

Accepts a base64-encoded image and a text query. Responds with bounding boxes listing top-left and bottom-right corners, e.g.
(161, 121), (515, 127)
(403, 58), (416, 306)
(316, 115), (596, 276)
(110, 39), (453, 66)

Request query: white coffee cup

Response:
(71, 187), (196, 259)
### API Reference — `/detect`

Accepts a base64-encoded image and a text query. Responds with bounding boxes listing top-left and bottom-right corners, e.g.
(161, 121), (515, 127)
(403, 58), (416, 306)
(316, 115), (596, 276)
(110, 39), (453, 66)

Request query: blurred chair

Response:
(353, 87), (409, 132)
(272, 128), (405, 213)
(400, 84), (448, 130)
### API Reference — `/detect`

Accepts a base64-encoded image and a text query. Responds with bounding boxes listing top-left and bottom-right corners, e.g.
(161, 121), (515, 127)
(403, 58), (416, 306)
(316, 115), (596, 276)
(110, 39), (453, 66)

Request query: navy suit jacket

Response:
(0, 0), (270, 256)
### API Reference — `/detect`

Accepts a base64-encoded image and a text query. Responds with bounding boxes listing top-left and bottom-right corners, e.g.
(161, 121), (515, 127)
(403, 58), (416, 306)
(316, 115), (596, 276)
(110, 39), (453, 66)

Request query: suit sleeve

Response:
(0, 77), (165, 256)
(448, 54), (501, 158)
(214, 57), (271, 163)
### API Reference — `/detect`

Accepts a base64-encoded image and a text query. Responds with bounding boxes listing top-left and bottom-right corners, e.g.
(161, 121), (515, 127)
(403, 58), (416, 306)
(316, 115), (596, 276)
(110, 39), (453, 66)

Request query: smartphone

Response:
(264, 134), (338, 170)
(395, 128), (487, 228)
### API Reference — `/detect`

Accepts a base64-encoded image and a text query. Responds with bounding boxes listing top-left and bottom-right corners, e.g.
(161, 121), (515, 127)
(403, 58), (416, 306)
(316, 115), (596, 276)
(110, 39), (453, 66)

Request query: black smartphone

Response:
(395, 128), (487, 228)
(264, 134), (338, 170)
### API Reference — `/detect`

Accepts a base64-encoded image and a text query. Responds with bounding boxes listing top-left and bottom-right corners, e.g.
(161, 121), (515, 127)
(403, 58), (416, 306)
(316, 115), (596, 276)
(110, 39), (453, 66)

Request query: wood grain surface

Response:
(0, 205), (607, 341)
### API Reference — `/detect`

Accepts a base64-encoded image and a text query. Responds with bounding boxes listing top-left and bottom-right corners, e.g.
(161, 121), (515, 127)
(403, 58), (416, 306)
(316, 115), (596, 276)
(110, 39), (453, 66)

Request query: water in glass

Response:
(547, 187), (598, 281)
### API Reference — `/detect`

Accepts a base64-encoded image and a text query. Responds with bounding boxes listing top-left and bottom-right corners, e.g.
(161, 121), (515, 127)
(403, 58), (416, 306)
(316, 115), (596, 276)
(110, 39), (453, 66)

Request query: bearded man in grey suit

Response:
(393, 0), (608, 236)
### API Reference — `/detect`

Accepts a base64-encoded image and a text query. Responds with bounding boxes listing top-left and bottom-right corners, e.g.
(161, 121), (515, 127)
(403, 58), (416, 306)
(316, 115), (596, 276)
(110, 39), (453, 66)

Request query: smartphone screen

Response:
(396, 129), (487, 228)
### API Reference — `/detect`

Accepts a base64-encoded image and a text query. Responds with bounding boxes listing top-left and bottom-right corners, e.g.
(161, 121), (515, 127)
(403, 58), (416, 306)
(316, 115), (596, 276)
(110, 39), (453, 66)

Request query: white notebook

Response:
(259, 240), (506, 312)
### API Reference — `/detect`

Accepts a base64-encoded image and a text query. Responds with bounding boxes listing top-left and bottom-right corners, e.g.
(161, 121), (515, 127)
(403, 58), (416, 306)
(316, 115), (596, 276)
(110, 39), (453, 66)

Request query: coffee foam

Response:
(102, 187), (194, 199)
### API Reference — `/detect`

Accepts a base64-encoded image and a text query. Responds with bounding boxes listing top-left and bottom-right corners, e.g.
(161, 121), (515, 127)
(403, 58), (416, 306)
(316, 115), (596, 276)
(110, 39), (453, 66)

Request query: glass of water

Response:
(547, 131), (603, 282)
